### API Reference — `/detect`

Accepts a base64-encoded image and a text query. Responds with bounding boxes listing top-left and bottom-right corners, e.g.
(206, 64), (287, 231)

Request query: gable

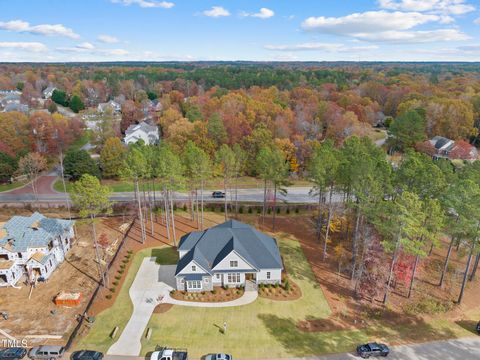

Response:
(212, 250), (257, 271)
(176, 259), (209, 276)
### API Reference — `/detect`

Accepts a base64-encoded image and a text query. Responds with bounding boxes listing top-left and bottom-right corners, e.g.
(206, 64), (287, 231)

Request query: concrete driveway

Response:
(107, 259), (176, 356)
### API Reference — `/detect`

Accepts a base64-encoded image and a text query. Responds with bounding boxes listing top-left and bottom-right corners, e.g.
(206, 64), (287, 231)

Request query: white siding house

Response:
(123, 122), (160, 146)
(0, 212), (75, 287)
(175, 220), (283, 292)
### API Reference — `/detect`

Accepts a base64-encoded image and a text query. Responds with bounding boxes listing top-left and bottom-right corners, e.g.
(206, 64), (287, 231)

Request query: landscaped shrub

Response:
(295, 207), (299, 214)
(257, 207), (261, 214)
(236, 290), (241, 295)
(266, 284), (271, 289)
(120, 264), (126, 269)
(115, 275), (121, 280)
(286, 207), (290, 214)
(112, 280), (119, 286)
(110, 287), (116, 293)
(223, 285), (229, 290)
(239, 206), (244, 214)
(211, 289), (216, 294)
(118, 269), (124, 274)
(276, 207), (281, 214)
(122, 259), (129, 264)
(127, 250), (133, 254)
(258, 283), (264, 289)
(106, 294), (112, 299)
(267, 208), (271, 214)
(274, 283), (279, 288)
(183, 204), (187, 211)
(173, 203), (178, 211)
(170, 290), (176, 295)
(284, 280), (290, 291)
(248, 207), (253, 214)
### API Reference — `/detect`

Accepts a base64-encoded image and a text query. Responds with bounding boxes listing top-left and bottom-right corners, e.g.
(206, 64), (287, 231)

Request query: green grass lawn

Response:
(0, 181), (26, 193)
(140, 235), (337, 359)
(75, 246), (177, 354)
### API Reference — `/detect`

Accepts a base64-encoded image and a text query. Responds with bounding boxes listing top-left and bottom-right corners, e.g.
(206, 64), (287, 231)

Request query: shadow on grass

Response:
(279, 238), (320, 287)
(258, 310), (460, 357)
(151, 247), (178, 265)
(455, 320), (479, 335)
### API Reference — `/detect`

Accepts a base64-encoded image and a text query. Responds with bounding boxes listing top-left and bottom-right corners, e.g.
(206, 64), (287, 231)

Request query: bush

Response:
(170, 290), (176, 295)
(267, 208), (272, 214)
(286, 207), (290, 214)
(284, 280), (290, 291)
(266, 284), (272, 289)
(127, 250), (133, 254)
(276, 207), (281, 214)
(106, 294), (112, 300)
(223, 285), (229, 290)
(183, 204), (187, 211)
(110, 287), (116, 293)
(112, 280), (119, 286)
(122, 259), (129, 264)
(258, 283), (264, 289)
(118, 269), (124, 274)
(248, 207), (253, 214)
(211, 289), (216, 295)
(239, 206), (244, 214)
(173, 203), (178, 211)
(236, 290), (241, 295)
(295, 207), (300, 214)
(120, 264), (126, 269)
(274, 283), (279, 289)
(114, 275), (121, 280)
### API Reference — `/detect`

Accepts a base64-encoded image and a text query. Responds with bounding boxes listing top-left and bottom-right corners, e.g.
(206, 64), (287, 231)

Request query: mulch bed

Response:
(170, 287), (245, 302)
(153, 303), (173, 314)
(258, 279), (302, 301)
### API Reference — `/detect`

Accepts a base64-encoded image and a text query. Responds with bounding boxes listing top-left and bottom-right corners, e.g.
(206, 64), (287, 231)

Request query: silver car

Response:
(204, 354), (231, 360)
(28, 346), (65, 360)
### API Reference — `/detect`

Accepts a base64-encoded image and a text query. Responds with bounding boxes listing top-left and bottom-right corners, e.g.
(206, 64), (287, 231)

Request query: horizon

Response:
(1, 0), (480, 62)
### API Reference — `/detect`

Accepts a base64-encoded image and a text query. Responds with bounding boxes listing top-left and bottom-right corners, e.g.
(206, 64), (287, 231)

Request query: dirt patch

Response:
(153, 303), (173, 314)
(0, 215), (127, 345)
(170, 287), (244, 302)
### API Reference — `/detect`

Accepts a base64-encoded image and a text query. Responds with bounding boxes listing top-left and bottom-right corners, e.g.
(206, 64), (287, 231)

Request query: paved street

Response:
(0, 177), (339, 205)
(103, 337), (480, 360)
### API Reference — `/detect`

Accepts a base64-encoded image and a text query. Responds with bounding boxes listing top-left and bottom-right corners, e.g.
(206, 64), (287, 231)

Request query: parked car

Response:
(150, 348), (188, 360)
(476, 321), (480, 334)
(70, 351), (103, 360)
(356, 343), (389, 358)
(0, 348), (27, 360)
(28, 346), (65, 360)
(204, 354), (232, 360)
(212, 191), (225, 198)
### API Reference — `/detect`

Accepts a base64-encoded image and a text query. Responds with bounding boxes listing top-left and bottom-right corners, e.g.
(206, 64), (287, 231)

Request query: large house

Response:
(175, 220), (283, 292)
(0, 212), (75, 287)
(124, 122), (160, 146)
(419, 136), (478, 161)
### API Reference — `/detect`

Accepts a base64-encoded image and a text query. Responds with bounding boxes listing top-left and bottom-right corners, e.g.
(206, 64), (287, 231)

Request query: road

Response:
(102, 337), (480, 360)
(0, 180), (336, 205)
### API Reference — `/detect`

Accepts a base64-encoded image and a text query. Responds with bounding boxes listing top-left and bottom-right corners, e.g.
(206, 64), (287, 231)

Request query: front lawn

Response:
(0, 181), (26, 193)
(75, 246), (176, 353)
(140, 235), (336, 359)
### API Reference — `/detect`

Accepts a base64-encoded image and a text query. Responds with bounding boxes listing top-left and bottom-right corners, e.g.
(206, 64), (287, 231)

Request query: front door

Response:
(245, 273), (256, 281)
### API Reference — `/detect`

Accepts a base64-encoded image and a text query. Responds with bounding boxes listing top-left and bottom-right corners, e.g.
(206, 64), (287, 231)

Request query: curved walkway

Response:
(162, 289), (258, 307)
(107, 257), (259, 356)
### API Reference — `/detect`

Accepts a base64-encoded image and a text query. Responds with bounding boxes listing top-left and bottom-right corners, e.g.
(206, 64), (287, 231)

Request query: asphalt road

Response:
(0, 186), (342, 205)
(102, 337), (480, 360)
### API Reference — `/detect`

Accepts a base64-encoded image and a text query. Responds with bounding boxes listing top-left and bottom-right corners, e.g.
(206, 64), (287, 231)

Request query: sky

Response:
(0, 0), (480, 62)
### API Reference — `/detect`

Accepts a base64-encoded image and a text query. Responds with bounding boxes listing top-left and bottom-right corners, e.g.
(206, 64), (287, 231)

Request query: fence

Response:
(64, 218), (136, 350)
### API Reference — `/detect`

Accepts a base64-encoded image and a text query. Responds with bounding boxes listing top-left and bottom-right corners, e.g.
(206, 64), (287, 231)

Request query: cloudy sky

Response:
(0, 0), (480, 62)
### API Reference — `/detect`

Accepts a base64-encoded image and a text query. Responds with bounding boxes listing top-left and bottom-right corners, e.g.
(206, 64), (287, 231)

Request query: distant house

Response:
(0, 212), (75, 287)
(3, 103), (29, 113)
(420, 136), (478, 161)
(175, 220), (283, 292)
(124, 122), (159, 146)
(0, 92), (20, 107)
(42, 86), (56, 99)
(97, 100), (121, 113)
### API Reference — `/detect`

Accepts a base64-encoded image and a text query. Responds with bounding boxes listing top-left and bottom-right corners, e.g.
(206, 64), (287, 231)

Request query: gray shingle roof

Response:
(0, 212), (73, 252)
(176, 220), (283, 276)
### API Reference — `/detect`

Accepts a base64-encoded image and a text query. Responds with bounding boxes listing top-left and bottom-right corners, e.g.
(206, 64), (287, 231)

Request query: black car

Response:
(476, 321), (480, 334)
(212, 191), (225, 198)
(0, 348), (27, 360)
(70, 351), (103, 360)
(356, 343), (389, 358)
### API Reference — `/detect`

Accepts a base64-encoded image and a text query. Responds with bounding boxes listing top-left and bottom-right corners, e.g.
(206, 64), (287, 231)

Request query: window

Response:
(216, 274), (220, 279)
(187, 280), (202, 290)
(191, 265), (196, 271)
(230, 260), (238, 268)
(266, 272), (271, 280)
(227, 273), (241, 283)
